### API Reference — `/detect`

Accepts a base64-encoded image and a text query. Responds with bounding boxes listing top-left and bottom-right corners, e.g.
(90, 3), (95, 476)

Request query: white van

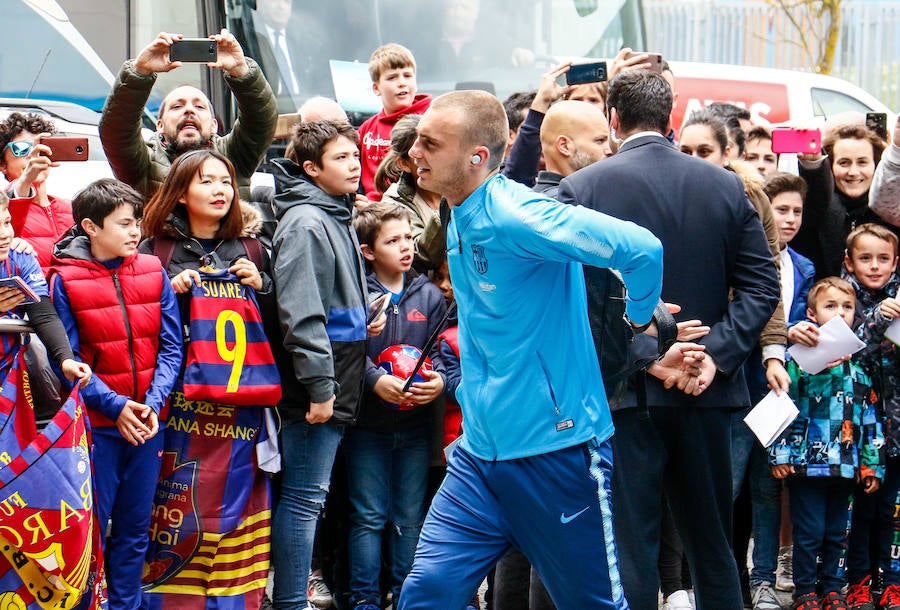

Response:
(668, 61), (894, 133)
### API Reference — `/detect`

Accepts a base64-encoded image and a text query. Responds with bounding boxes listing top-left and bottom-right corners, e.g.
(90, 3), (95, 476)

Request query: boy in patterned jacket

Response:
(842, 223), (900, 609)
(770, 276), (884, 610)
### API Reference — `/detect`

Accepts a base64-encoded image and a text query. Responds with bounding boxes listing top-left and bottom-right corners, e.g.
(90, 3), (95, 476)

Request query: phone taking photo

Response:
(170, 38), (218, 63)
(42, 136), (89, 162)
(866, 112), (889, 141)
(624, 51), (664, 74)
(771, 128), (822, 155)
(565, 61), (608, 85)
(367, 293), (391, 325)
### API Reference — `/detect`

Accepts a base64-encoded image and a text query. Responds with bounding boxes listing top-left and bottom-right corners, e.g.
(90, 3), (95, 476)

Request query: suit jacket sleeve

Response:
(703, 193), (781, 375)
(502, 109), (544, 188)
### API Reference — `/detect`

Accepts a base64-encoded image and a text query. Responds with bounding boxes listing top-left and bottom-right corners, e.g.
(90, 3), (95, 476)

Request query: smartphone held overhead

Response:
(866, 112), (888, 141)
(566, 61), (608, 85)
(624, 51), (664, 74)
(170, 38), (217, 63)
(771, 128), (822, 155)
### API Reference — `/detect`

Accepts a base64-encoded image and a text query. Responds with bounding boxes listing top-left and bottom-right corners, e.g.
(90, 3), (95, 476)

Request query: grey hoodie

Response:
(270, 158), (368, 423)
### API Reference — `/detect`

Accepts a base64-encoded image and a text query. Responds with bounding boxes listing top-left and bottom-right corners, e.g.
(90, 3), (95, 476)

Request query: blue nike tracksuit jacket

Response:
(447, 174), (663, 461)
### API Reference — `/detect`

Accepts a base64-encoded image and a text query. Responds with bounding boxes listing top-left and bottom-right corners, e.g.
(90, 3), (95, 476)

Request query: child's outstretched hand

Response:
(408, 369), (445, 404)
(765, 359), (791, 395)
(771, 464), (795, 479)
(116, 400), (156, 445)
(860, 475), (880, 494)
(880, 297), (900, 319)
(61, 358), (92, 387)
(788, 321), (819, 347)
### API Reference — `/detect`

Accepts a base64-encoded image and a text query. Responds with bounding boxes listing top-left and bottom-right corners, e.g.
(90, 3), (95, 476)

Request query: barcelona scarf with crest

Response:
(0, 347), (103, 609)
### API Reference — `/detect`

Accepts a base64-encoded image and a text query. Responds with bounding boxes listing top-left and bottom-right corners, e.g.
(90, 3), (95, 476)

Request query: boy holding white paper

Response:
(841, 223), (900, 607)
(770, 276), (884, 610)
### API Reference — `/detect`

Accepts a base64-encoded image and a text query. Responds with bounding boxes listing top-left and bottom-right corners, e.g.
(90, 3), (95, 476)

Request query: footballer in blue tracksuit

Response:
(397, 91), (663, 610)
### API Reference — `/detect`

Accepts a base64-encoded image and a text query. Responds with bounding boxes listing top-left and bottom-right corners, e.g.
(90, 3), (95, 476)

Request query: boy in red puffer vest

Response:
(49, 178), (182, 610)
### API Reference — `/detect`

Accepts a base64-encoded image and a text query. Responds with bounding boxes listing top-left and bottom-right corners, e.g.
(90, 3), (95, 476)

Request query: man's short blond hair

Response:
(368, 43), (416, 82)
(431, 90), (508, 171)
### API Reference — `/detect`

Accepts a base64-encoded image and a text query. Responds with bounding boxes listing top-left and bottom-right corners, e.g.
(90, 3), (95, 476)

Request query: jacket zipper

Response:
(536, 352), (562, 416)
(112, 272), (139, 398)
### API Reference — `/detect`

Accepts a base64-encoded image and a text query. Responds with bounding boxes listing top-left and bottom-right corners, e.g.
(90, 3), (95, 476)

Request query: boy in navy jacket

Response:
(344, 201), (446, 610)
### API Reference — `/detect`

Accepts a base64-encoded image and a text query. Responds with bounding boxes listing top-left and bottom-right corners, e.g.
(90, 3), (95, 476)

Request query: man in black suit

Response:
(252, 0), (335, 111)
(557, 71), (780, 610)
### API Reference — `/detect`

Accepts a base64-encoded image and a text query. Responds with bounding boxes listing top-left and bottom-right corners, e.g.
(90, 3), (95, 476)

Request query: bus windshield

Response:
(236, 0), (645, 119)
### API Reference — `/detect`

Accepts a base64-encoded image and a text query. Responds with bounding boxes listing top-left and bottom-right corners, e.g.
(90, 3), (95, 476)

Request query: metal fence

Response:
(644, 0), (900, 110)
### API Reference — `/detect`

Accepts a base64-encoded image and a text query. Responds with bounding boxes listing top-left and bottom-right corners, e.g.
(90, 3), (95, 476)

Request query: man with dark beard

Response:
(99, 30), (278, 201)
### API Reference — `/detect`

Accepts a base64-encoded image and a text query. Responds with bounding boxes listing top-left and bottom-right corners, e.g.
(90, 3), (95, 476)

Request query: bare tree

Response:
(766, 0), (841, 74)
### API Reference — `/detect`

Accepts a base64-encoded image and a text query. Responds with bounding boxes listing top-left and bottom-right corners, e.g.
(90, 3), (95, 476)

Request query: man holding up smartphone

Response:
(99, 29), (278, 201)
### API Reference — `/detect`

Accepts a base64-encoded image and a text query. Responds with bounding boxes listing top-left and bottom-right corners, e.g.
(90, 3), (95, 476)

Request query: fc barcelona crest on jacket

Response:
(472, 244), (488, 275)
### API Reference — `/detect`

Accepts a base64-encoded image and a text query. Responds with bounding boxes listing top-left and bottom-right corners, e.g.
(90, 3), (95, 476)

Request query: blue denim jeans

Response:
(272, 419), (345, 608)
(344, 425), (429, 606)
(732, 407), (783, 587)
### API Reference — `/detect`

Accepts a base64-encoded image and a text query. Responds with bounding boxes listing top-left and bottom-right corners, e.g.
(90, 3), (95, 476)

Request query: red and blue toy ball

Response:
(374, 344), (433, 410)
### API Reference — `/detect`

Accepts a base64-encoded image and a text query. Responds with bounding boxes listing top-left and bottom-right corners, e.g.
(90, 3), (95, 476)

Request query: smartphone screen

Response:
(170, 39), (217, 63)
(566, 61), (608, 85)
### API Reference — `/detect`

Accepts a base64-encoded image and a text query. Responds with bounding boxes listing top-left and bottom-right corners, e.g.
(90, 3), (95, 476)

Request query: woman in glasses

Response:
(0, 113), (75, 272)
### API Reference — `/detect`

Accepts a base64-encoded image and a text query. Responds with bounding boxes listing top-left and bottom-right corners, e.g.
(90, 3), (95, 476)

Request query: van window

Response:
(811, 87), (874, 118)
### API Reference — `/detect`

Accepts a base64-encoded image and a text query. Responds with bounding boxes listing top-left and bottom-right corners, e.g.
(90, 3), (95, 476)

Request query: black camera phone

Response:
(566, 61), (608, 85)
(170, 38), (217, 63)
(866, 112), (889, 141)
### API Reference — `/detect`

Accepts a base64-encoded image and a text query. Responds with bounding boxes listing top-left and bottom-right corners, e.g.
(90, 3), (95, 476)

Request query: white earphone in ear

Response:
(471, 154), (482, 165)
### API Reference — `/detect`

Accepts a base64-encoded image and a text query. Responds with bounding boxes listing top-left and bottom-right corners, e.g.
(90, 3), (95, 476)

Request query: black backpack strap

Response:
(152, 237), (177, 270)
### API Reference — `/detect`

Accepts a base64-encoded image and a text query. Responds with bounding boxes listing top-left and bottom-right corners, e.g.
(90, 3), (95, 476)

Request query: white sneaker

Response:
(664, 589), (694, 610)
(307, 569), (333, 608)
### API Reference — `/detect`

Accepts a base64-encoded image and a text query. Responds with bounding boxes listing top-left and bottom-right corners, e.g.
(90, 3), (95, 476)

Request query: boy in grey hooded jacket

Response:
(269, 120), (372, 609)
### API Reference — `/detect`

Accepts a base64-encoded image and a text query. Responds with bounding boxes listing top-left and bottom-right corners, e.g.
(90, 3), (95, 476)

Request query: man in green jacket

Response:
(99, 29), (278, 201)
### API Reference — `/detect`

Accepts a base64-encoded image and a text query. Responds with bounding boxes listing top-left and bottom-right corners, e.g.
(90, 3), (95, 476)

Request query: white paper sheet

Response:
(884, 318), (900, 346)
(743, 390), (799, 448)
(787, 316), (866, 374)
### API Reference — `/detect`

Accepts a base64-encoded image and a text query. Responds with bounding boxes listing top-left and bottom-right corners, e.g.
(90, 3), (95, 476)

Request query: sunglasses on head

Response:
(2, 141), (33, 157)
